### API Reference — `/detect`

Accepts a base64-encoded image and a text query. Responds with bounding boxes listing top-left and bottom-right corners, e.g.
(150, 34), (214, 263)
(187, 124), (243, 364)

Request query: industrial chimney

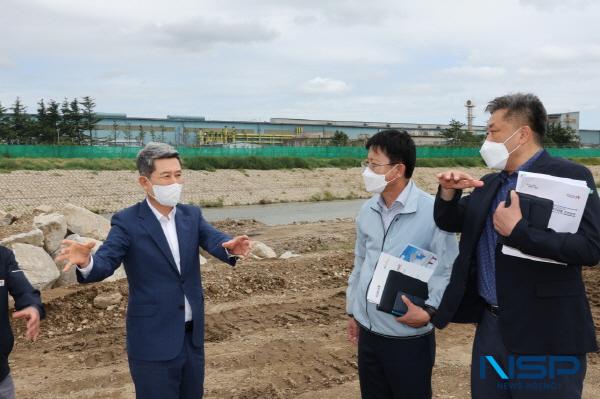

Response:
(465, 100), (475, 133)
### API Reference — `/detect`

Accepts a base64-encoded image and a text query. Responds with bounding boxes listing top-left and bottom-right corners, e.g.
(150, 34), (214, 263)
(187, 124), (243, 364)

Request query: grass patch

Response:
(416, 157), (485, 167)
(0, 155), (598, 172)
(0, 157), (136, 171)
(184, 156), (361, 171)
(193, 198), (225, 208)
(568, 157), (600, 166)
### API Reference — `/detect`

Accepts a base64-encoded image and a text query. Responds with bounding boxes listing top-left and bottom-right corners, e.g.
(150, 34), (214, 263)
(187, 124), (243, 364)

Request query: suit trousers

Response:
(358, 326), (436, 399)
(129, 330), (205, 399)
(472, 308), (587, 399)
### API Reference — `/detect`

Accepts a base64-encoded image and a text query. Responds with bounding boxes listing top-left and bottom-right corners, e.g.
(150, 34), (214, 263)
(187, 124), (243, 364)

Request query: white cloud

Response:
(440, 66), (507, 79)
(301, 77), (350, 94)
(519, 0), (593, 10)
(149, 17), (279, 51)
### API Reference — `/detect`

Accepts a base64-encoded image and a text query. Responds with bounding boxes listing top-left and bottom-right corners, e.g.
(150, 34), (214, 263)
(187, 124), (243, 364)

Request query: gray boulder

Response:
(61, 204), (110, 241)
(33, 213), (67, 253)
(250, 241), (277, 259)
(12, 243), (60, 290)
(0, 229), (44, 248)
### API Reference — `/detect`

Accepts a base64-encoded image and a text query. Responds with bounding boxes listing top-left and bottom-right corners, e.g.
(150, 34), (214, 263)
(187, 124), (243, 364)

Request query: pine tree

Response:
(81, 96), (100, 145)
(46, 100), (61, 145)
(58, 98), (72, 144)
(10, 97), (32, 144)
(0, 102), (9, 143)
(70, 98), (84, 144)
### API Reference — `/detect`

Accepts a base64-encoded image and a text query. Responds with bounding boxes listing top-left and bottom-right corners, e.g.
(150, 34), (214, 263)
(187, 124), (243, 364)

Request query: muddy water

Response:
(103, 199), (366, 226)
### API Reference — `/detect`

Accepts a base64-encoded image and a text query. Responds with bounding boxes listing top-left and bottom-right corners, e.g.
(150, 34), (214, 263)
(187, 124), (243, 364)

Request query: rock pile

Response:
(0, 204), (125, 289)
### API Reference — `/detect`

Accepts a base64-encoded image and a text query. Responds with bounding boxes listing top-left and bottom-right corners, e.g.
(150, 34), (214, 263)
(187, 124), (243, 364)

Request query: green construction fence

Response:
(0, 144), (599, 159)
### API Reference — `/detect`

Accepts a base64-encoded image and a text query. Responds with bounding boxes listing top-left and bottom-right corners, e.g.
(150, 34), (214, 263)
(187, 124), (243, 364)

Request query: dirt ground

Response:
(7, 218), (600, 398)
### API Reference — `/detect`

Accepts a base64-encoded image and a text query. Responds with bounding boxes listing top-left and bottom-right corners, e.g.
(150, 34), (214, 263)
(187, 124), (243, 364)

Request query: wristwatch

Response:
(423, 305), (437, 320)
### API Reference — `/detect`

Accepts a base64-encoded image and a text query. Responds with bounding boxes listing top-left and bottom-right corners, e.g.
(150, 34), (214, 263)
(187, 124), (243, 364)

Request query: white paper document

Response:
(501, 171), (590, 264)
(367, 245), (438, 305)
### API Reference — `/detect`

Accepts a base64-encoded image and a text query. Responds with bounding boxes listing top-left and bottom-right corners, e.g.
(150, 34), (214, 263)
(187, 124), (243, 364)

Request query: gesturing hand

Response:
(222, 235), (251, 259)
(56, 240), (96, 272)
(436, 170), (484, 200)
(13, 306), (40, 341)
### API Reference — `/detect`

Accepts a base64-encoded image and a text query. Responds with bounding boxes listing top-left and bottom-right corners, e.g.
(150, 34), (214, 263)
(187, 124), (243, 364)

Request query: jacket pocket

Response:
(127, 304), (158, 317)
(535, 281), (581, 298)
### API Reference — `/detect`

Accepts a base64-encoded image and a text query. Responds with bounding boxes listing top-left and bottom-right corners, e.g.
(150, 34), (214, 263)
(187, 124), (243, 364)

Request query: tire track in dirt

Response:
(203, 289), (357, 398)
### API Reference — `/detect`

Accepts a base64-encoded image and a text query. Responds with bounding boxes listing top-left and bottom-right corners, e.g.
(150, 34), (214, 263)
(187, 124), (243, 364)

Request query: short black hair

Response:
(365, 129), (416, 178)
(485, 93), (548, 140)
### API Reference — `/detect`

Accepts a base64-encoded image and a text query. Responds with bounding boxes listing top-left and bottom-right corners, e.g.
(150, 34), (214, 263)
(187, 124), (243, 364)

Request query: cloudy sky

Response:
(1, 0), (599, 128)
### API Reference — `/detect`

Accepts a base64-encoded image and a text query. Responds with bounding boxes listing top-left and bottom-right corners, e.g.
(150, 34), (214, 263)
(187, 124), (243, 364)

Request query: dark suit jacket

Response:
(432, 151), (600, 355)
(77, 201), (235, 361)
(0, 246), (45, 382)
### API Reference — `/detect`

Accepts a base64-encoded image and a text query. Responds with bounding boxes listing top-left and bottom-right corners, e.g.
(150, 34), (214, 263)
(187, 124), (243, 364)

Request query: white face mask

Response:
(362, 164), (398, 193)
(479, 127), (522, 170)
(148, 182), (182, 207)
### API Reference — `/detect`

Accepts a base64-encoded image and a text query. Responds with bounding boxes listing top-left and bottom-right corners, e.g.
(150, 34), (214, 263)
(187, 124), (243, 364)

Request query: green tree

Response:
(70, 98), (84, 144)
(58, 98), (73, 144)
(36, 99), (60, 144)
(330, 130), (349, 146)
(441, 119), (482, 146)
(81, 96), (100, 145)
(0, 102), (9, 143)
(9, 97), (33, 144)
(544, 122), (579, 147)
(46, 100), (61, 144)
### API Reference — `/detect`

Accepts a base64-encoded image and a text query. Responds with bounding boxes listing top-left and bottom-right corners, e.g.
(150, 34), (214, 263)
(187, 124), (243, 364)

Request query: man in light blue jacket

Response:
(346, 129), (458, 399)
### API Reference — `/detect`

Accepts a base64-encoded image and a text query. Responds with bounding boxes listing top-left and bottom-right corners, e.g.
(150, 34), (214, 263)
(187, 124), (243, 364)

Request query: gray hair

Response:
(136, 142), (181, 177)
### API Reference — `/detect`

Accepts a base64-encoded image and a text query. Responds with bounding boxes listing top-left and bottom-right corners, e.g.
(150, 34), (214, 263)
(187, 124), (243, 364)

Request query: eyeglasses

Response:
(361, 160), (400, 170)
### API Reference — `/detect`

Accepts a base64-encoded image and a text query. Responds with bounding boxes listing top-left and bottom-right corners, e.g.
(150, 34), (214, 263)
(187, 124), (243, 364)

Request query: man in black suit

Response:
(0, 246), (45, 399)
(431, 93), (600, 398)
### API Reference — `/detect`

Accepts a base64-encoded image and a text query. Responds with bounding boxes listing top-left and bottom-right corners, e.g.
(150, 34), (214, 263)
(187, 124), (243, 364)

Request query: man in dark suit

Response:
(1, 246), (45, 399)
(57, 142), (251, 399)
(430, 93), (600, 398)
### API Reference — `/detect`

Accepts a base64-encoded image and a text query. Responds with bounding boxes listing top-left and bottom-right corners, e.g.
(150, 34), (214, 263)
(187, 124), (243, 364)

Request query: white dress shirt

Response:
(79, 198), (193, 322)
